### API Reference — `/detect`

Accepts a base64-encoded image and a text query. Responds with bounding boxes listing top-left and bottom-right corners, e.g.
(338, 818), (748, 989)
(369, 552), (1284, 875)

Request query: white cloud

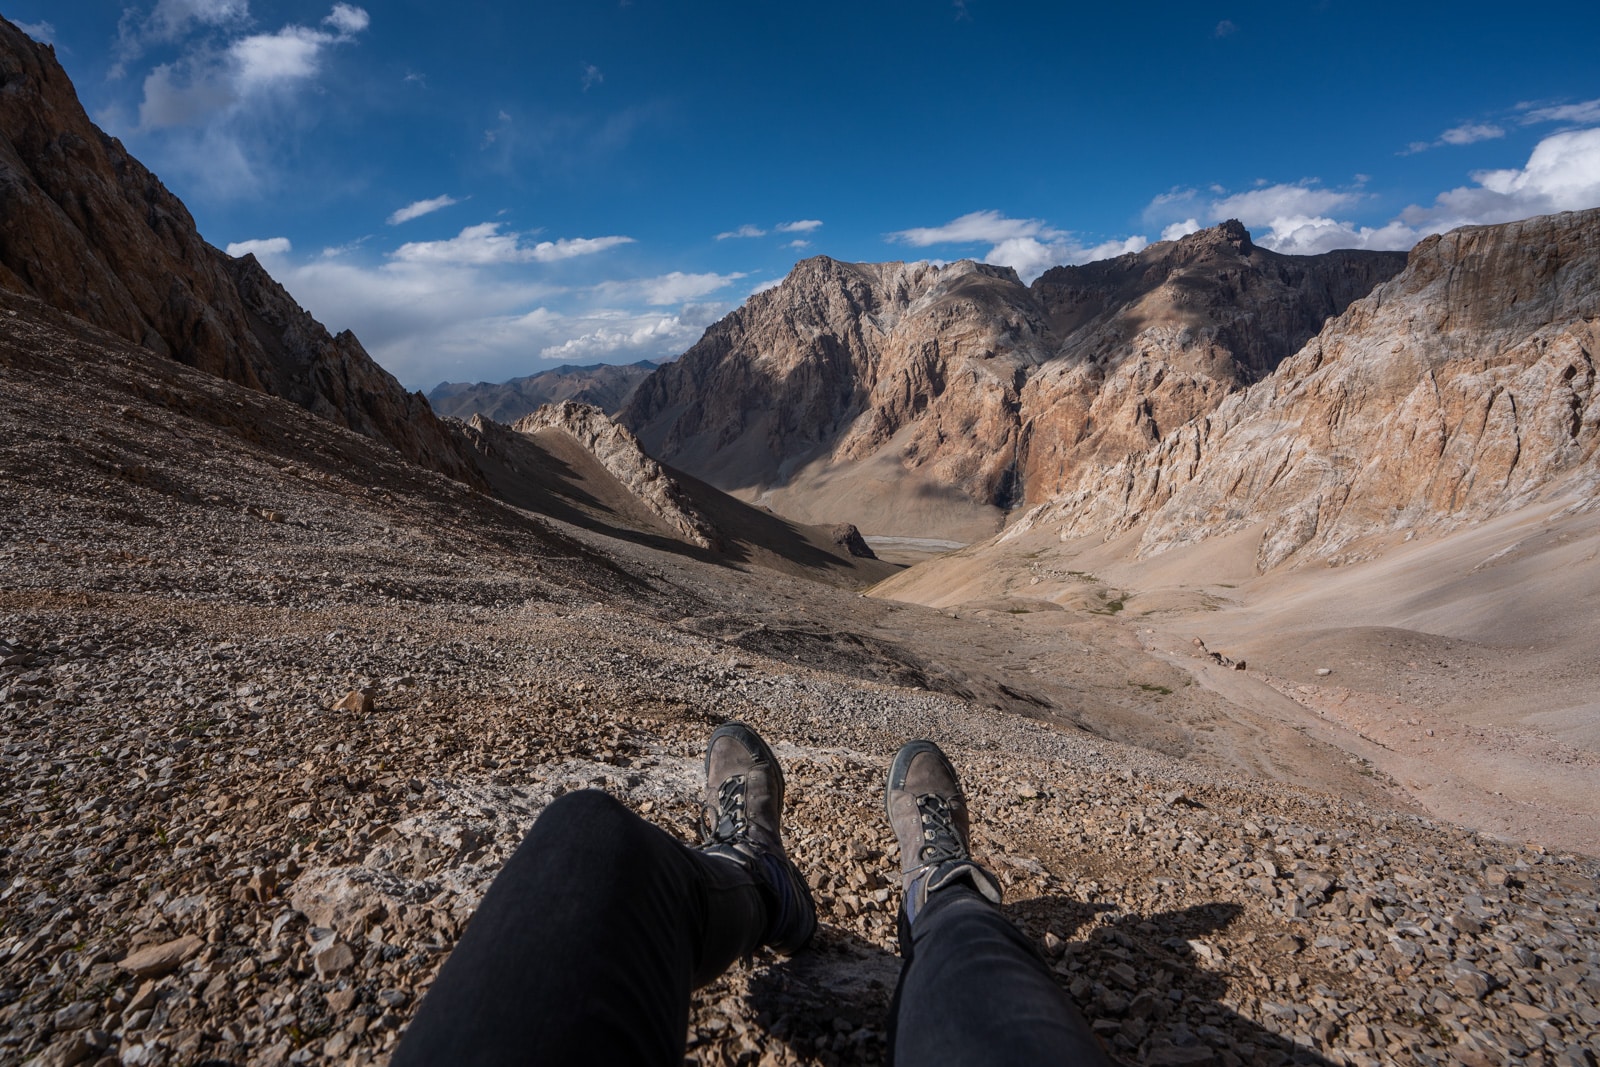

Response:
(1214, 19), (1237, 37)
(891, 209), (1052, 247)
(1439, 122), (1505, 146)
(225, 236), (292, 258)
(15, 20), (55, 43)
(538, 305), (724, 363)
(581, 63), (603, 91)
(1142, 127), (1600, 256)
(387, 195), (462, 225)
(595, 271), (745, 306)
(134, 5), (369, 132)
(775, 219), (822, 233)
(391, 223), (633, 267)
(1209, 181), (1361, 222)
(1410, 127), (1600, 230)
(786, 239), (811, 249)
(715, 224), (767, 240)
(889, 210), (1147, 282)
(112, 0), (250, 79)
(1520, 99), (1600, 126)
(323, 3), (369, 34)
(1160, 218), (1200, 241)
(750, 278), (784, 295)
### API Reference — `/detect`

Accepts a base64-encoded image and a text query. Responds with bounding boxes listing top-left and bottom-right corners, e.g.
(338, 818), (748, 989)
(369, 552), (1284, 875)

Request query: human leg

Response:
(394, 722), (814, 1067)
(391, 789), (765, 1066)
(884, 740), (1109, 1066)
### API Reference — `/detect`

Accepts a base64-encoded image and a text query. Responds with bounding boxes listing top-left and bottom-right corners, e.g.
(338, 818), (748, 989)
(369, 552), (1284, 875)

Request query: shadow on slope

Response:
(743, 900), (1331, 1066)
(459, 414), (899, 588)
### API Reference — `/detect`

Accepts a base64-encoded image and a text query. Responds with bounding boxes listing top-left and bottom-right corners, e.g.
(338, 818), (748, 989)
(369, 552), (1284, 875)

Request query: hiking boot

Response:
(698, 722), (816, 954)
(886, 739), (1001, 925)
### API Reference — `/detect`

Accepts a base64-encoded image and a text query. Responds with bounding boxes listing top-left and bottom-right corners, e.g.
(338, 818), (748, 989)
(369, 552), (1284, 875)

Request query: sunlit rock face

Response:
(1007, 207), (1600, 570)
(621, 229), (1405, 540)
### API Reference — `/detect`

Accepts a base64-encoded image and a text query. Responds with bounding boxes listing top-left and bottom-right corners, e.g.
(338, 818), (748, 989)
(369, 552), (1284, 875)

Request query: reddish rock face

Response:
(0, 20), (480, 487)
(620, 233), (1405, 539)
(1008, 207), (1600, 570)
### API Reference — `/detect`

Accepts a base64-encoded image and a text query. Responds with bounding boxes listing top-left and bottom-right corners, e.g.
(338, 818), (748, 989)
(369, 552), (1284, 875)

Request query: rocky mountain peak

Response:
(0, 18), (478, 486)
(622, 226), (1406, 540)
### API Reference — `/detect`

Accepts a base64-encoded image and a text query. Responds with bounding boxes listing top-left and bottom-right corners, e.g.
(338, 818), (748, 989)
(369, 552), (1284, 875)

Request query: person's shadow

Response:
(735, 896), (1338, 1066)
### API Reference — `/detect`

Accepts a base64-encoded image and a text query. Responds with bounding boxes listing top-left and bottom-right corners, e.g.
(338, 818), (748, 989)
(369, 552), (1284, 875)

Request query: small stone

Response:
(126, 980), (160, 1014)
(119, 935), (202, 978)
(326, 987), (358, 1013)
(1510, 1001), (1549, 1021)
(52, 1001), (99, 1031)
(333, 688), (376, 713)
(313, 941), (356, 978)
(1483, 864), (1510, 887)
(1315, 667), (1333, 676)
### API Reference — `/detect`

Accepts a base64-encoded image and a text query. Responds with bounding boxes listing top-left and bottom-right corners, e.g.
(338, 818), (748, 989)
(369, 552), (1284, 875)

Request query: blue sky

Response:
(11, 2), (1600, 390)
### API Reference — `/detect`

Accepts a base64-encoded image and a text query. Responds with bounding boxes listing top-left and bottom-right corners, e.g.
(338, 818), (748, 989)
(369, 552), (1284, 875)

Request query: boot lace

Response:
(913, 792), (964, 868)
(704, 774), (749, 845)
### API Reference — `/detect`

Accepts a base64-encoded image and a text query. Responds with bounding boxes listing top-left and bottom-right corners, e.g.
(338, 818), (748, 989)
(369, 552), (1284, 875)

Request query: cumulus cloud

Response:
(390, 223), (633, 267)
(538, 305), (724, 363)
(387, 195), (461, 225)
(889, 210), (1146, 281)
(715, 224), (767, 240)
(1409, 127), (1600, 230)
(224, 236), (291, 258)
(226, 221), (732, 384)
(1143, 127), (1600, 256)
(1160, 218), (1200, 241)
(775, 219), (822, 233)
(786, 239), (811, 249)
(15, 20), (55, 43)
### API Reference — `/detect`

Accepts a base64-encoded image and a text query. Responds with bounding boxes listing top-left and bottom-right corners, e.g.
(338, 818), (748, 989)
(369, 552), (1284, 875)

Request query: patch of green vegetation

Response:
(1089, 598), (1125, 615)
(1066, 570), (1099, 582)
(1006, 607), (1033, 615)
(1132, 683), (1173, 696)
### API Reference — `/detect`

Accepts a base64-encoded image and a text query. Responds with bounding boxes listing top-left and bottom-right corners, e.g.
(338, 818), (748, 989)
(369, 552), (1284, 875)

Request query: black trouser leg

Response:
(393, 789), (767, 1067)
(889, 884), (1110, 1066)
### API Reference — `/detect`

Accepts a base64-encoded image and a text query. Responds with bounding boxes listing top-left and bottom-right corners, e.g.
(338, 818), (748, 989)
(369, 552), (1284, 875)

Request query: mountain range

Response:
(3, 17), (1600, 1067)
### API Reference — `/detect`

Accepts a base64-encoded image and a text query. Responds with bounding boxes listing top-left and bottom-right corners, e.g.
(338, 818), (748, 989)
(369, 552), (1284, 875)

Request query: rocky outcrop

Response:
(0, 18), (478, 485)
(429, 360), (657, 423)
(1006, 208), (1600, 569)
(512, 401), (721, 549)
(620, 235), (1404, 539)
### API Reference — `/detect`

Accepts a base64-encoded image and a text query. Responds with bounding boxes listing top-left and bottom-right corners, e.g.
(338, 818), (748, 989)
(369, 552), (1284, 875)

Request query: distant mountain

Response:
(620, 233), (1406, 540)
(0, 19), (478, 485)
(429, 361), (658, 422)
(1004, 206), (1600, 570)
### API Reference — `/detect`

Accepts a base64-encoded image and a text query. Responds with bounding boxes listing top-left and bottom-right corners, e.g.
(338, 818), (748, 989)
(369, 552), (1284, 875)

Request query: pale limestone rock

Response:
(514, 401), (722, 550)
